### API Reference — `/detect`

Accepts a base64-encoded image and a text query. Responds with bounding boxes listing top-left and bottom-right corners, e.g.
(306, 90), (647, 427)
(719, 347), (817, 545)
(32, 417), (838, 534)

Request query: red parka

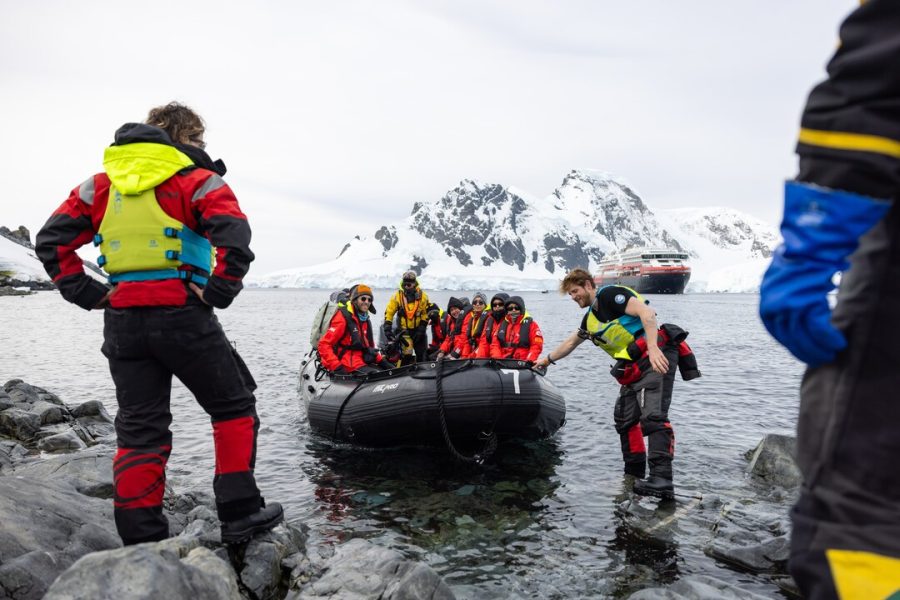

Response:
(490, 313), (544, 362)
(475, 316), (504, 358)
(35, 124), (253, 310)
(318, 306), (384, 372)
(452, 309), (488, 358)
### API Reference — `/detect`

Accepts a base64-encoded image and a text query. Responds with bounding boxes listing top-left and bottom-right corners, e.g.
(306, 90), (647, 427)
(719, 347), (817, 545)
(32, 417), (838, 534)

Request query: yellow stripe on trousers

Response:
(799, 128), (900, 160)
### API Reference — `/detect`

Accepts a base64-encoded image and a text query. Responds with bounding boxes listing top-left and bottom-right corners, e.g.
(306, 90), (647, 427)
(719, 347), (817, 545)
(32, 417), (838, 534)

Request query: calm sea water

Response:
(0, 289), (804, 598)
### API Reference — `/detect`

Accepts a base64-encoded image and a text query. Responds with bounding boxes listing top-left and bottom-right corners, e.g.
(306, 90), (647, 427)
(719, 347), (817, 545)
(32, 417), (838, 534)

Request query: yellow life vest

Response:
(95, 143), (214, 284)
(583, 286), (648, 360)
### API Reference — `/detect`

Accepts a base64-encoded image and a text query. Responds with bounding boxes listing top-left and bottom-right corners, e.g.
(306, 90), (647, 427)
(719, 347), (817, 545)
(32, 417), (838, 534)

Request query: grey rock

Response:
(747, 434), (801, 488)
(31, 400), (69, 425)
(12, 445), (114, 498)
(0, 476), (120, 600)
(69, 399), (113, 420)
(627, 574), (771, 599)
(240, 532), (291, 600)
(704, 500), (792, 575)
(0, 408), (41, 441)
(293, 538), (454, 600)
(0, 550), (61, 600)
(1, 440), (28, 474)
(36, 429), (88, 453)
(43, 543), (241, 600)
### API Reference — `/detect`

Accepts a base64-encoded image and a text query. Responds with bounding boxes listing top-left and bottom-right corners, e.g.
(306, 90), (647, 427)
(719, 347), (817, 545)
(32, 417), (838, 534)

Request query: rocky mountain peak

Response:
(0, 225), (33, 249)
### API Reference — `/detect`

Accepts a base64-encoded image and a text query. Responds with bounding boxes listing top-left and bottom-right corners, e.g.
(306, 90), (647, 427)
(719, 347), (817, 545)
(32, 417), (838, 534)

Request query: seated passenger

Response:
(437, 297), (464, 358)
(490, 295), (543, 362)
(383, 271), (431, 366)
(318, 284), (393, 375)
(475, 293), (509, 358)
(452, 292), (489, 358)
(425, 302), (444, 359)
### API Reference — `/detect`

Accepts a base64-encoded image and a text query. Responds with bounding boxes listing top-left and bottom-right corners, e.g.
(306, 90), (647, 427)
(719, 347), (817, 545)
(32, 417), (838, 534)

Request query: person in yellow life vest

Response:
(382, 270), (431, 366)
(536, 268), (700, 500)
(34, 102), (283, 546)
(757, 3), (900, 597)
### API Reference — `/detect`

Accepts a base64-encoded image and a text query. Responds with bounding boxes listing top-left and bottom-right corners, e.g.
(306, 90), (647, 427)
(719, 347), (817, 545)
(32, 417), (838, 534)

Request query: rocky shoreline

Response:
(0, 379), (455, 600)
(0, 378), (803, 599)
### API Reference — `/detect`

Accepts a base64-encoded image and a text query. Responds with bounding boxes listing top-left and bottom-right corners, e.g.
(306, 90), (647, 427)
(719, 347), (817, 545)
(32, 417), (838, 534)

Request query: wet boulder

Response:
(291, 537), (455, 600)
(0, 408), (41, 442)
(69, 399), (115, 440)
(0, 380), (114, 452)
(746, 434), (801, 488)
(627, 574), (771, 599)
(43, 538), (241, 600)
(704, 501), (791, 575)
(12, 445), (114, 498)
(0, 476), (120, 600)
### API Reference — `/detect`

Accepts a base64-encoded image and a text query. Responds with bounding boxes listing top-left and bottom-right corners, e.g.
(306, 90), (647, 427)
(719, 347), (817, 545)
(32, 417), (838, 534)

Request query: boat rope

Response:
(331, 375), (368, 441)
(435, 357), (497, 464)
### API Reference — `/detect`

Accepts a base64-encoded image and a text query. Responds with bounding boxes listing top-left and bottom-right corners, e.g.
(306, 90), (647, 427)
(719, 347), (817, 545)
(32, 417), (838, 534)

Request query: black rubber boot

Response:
(624, 461), (646, 479)
(221, 502), (284, 543)
(633, 476), (674, 500)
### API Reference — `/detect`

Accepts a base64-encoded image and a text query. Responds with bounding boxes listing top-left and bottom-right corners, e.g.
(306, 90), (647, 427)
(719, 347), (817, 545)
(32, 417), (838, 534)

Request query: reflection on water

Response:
(0, 290), (804, 599)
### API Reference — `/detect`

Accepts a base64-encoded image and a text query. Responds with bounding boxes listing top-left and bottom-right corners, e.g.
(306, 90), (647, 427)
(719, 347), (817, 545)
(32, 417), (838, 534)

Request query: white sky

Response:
(1, 1), (854, 275)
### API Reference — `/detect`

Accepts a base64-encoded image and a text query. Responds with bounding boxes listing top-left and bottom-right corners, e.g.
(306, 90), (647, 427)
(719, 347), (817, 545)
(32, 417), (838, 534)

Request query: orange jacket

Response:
(489, 314), (543, 362)
(317, 306), (383, 372)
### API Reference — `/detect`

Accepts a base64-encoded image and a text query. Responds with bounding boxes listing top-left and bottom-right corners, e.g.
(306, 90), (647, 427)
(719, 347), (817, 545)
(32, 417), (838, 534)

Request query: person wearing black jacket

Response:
(758, 3), (900, 596)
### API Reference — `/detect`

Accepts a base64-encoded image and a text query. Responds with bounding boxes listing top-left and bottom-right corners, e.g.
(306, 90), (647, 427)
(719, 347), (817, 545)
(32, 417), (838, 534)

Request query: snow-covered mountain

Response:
(253, 170), (779, 293)
(0, 227), (50, 285)
(0, 225), (105, 288)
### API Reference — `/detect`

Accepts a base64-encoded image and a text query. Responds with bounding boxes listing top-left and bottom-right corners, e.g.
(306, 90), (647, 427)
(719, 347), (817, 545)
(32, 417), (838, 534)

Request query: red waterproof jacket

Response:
(490, 314), (544, 362)
(439, 313), (460, 354)
(475, 316), (503, 358)
(453, 310), (488, 358)
(318, 306), (384, 372)
(35, 124), (253, 310)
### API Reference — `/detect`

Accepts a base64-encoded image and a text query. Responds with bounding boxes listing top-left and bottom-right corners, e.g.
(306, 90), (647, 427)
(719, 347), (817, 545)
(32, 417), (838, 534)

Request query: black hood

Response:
(112, 123), (227, 177)
(489, 292), (509, 320)
(506, 295), (526, 312)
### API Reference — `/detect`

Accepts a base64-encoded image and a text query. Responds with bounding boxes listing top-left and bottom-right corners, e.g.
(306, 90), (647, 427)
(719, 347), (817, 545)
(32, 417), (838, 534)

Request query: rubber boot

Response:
(633, 475), (674, 500)
(624, 460), (646, 479)
(221, 501), (285, 543)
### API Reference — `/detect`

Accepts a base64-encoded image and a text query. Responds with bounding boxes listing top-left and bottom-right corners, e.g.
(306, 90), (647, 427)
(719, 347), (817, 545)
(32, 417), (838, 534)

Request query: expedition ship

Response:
(595, 248), (691, 294)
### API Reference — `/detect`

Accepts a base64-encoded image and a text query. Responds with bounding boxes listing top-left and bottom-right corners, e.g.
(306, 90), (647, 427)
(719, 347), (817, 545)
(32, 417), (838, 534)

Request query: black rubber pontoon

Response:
(299, 356), (565, 452)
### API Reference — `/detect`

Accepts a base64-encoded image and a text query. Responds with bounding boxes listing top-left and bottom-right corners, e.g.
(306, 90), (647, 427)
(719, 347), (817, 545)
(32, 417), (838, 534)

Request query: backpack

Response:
(309, 289), (350, 348)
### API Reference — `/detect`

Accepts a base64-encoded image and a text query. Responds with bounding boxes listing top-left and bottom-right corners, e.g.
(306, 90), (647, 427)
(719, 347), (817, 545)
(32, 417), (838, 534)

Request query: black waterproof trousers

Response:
(791, 1), (900, 596)
(102, 305), (262, 545)
(613, 346), (679, 481)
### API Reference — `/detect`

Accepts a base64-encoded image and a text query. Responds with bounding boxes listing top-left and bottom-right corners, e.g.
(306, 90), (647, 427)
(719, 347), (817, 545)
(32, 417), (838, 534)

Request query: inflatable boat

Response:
(299, 355), (566, 455)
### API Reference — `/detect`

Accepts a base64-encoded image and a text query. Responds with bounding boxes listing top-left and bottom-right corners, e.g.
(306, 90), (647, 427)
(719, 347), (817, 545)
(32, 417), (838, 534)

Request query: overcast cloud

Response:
(1, 1), (853, 274)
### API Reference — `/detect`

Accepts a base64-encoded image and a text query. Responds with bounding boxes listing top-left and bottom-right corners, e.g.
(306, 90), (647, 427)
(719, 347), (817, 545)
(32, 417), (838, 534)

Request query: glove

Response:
(362, 347), (378, 364)
(759, 181), (890, 366)
(382, 322), (396, 343)
(378, 358), (395, 370)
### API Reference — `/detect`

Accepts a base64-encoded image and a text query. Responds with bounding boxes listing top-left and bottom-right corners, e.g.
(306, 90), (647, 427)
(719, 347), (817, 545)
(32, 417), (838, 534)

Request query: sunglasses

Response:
(189, 136), (207, 150)
(507, 305), (521, 312)
(472, 300), (485, 306)
(492, 302), (505, 308)
(403, 281), (416, 287)
(357, 296), (372, 302)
